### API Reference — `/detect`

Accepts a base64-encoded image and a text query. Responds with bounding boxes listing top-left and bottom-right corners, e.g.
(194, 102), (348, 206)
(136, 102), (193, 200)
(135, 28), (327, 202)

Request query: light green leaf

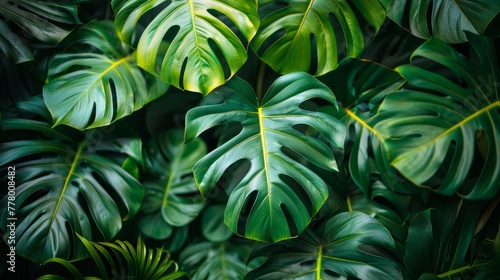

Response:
(373, 33), (500, 199)
(0, 0), (80, 63)
(245, 212), (402, 280)
(137, 129), (206, 240)
(389, 0), (500, 43)
(43, 21), (168, 130)
(0, 97), (144, 264)
(185, 72), (345, 242)
(252, 0), (388, 75)
(112, 0), (259, 94)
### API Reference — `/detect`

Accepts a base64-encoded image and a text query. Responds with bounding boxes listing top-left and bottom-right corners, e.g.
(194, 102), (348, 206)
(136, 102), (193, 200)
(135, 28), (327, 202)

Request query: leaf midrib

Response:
(392, 101), (500, 165)
(258, 107), (273, 227)
(49, 142), (84, 229)
(162, 143), (185, 207)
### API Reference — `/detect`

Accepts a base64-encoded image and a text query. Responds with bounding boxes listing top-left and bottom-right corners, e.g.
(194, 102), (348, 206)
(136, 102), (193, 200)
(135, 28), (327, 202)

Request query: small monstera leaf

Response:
(112, 0), (259, 95)
(372, 33), (500, 199)
(0, 96), (144, 264)
(245, 212), (402, 280)
(137, 129), (207, 240)
(185, 72), (345, 242)
(389, 0), (500, 43)
(179, 238), (255, 280)
(252, 0), (389, 76)
(0, 0), (80, 63)
(43, 20), (168, 130)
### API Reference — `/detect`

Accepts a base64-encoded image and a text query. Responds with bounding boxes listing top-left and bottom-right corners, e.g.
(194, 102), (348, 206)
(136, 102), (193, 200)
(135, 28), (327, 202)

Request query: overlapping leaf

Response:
(389, 0), (500, 43)
(372, 33), (500, 199)
(405, 200), (495, 279)
(112, 0), (259, 94)
(43, 21), (168, 130)
(252, 0), (389, 75)
(0, 0), (80, 63)
(185, 72), (345, 242)
(0, 97), (144, 264)
(245, 212), (402, 279)
(137, 129), (206, 240)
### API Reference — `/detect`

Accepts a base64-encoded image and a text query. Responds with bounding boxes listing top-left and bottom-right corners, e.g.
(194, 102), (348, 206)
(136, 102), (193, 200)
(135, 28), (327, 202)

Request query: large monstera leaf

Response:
(389, 0), (500, 43)
(112, 0), (259, 95)
(0, 0), (80, 63)
(43, 20), (168, 130)
(251, 0), (389, 76)
(185, 72), (345, 242)
(372, 33), (500, 199)
(0, 97), (144, 264)
(245, 212), (402, 280)
(137, 129), (207, 240)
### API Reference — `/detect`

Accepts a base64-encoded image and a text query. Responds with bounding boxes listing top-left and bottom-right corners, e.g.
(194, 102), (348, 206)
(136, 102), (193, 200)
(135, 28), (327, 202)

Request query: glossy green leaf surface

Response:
(185, 72), (345, 242)
(201, 204), (233, 242)
(137, 129), (206, 239)
(321, 58), (407, 193)
(43, 21), (168, 130)
(389, 0), (500, 43)
(245, 212), (402, 280)
(179, 239), (254, 280)
(373, 33), (500, 199)
(252, 0), (389, 75)
(0, 0), (80, 63)
(112, 0), (259, 95)
(0, 97), (144, 264)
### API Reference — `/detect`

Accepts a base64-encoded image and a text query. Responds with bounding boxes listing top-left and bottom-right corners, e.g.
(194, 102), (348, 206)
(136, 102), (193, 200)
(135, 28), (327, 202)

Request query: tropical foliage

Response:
(1, 0), (499, 279)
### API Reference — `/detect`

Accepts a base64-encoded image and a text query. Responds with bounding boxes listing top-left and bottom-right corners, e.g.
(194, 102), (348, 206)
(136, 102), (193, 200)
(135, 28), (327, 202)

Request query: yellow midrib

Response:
(345, 108), (382, 139)
(49, 143), (84, 228)
(284, 0), (315, 63)
(316, 245), (323, 279)
(162, 144), (185, 207)
(393, 101), (500, 164)
(258, 107), (272, 224)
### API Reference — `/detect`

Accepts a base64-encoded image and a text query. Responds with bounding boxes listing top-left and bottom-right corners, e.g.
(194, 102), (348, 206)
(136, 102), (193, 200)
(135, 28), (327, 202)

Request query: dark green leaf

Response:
(245, 212), (402, 280)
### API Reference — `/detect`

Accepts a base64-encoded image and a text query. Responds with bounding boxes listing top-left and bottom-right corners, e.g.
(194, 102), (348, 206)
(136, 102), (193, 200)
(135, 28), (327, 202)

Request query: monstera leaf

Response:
(0, 0), (80, 63)
(372, 33), (500, 199)
(245, 212), (402, 280)
(112, 0), (259, 94)
(179, 238), (255, 280)
(185, 72), (345, 242)
(137, 129), (206, 240)
(320, 58), (409, 193)
(389, 0), (500, 43)
(40, 235), (187, 280)
(0, 96), (144, 264)
(43, 20), (168, 130)
(251, 0), (389, 76)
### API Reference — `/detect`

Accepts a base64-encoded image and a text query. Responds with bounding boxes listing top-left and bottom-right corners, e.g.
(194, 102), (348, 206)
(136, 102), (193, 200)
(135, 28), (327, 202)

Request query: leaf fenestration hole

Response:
(328, 13), (346, 59)
(280, 203), (298, 237)
(208, 38), (231, 79)
(309, 33), (318, 75)
(325, 269), (341, 277)
(258, 1), (290, 19)
(179, 57), (188, 89)
(207, 9), (247, 45)
(257, 28), (286, 57)
(237, 190), (258, 235)
(85, 103), (97, 128)
(109, 78), (117, 121)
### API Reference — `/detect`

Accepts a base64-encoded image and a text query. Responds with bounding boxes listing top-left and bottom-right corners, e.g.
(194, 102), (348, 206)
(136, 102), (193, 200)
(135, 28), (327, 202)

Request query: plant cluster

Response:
(1, 0), (499, 279)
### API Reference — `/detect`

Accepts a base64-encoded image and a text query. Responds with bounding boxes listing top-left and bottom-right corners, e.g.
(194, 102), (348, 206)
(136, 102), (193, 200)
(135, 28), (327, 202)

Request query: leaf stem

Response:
(436, 265), (471, 278)
(346, 195), (352, 212)
(256, 61), (266, 102)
